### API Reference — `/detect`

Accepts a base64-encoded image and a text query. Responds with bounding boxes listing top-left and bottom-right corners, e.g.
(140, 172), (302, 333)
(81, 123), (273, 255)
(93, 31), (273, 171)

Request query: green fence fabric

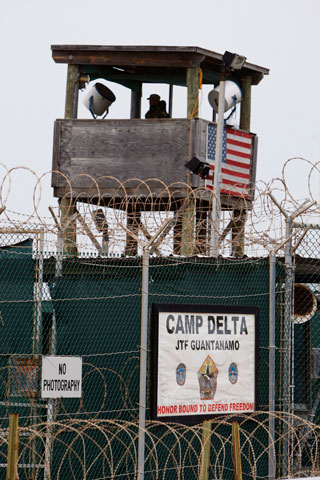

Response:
(43, 256), (273, 479)
(0, 249), (316, 479)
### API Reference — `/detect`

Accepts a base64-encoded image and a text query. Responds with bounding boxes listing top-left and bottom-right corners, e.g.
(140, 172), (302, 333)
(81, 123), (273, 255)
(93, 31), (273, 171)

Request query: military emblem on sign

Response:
(228, 362), (238, 384)
(198, 355), (218, 400)
(176, 363), (186, 386)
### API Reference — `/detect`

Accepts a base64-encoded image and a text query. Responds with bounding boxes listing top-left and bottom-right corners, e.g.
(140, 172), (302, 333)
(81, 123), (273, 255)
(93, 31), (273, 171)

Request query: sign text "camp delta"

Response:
(166, 314), (249, 335)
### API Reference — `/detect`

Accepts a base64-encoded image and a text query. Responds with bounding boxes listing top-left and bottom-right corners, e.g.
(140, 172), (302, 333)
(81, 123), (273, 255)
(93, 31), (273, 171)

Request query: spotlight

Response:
(208, 80), (242, 112)
(222, 51), (247, 71)
(83, 82), (116, 119)
(185, 157), (210, 179)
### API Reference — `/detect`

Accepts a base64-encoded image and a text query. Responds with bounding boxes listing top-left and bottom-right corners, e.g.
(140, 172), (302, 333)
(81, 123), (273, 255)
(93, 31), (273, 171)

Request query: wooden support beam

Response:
(136, 218), (161, 256)
(186, 67), (200, 118)
(180, 68), (200, 256)
(195, 199), (208, 254)
(231, 75), (252, 257)
(125, 202), (140, 256)
(232, 421), (243, 480)
(181, 200), (195, 256)
(231, 209), (247, 257)
(200, 420), (211, 480)
(130, 83), (142, 119)
(49, 206), (61, 232)
(240, 75), (252, 132)
(61, 64), (79, 255)
(75, 209), (103, 254)
(60, 198), (77, 256)
(6, 413), (19, 480)
(150, 205), (184, 255)
(65, 64), (79, 119)
(168, 84), (173, 117)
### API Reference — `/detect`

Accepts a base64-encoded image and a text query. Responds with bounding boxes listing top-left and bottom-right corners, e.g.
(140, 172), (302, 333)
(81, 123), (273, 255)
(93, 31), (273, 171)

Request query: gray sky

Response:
(1, 0), (320, 217)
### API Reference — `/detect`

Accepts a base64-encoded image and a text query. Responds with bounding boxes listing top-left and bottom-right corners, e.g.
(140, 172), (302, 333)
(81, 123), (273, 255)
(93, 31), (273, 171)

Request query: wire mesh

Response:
(0, 162), (319, 478)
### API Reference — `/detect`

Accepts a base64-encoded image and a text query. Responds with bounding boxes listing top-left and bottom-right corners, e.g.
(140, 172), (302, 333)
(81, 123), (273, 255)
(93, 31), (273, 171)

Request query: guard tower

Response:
(51, 45), (269, 256)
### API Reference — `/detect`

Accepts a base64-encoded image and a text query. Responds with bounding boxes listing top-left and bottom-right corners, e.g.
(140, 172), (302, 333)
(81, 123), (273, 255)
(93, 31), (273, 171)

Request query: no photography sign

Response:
(41, 356), (82, 398)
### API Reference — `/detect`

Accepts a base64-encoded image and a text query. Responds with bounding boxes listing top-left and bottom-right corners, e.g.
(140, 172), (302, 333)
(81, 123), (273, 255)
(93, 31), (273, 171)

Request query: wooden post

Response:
(60, 197), (77, 256)
(180, 68), (200, 256)
(125, 201), (140, 256)
(231, 209), (247, 257)
(196, 199), (208, 254)
(65, 64), (79, 119)
(186, 67), (200, 118)
(231, 75), (252, 257)
(200, 420), (211, 480)
(240, 76), (252, 132)
(232, 421), (242, 480)
(130, 83), (142, 119)
(180, 200), (195, 256)
(6, 413), (19, 480)
(61, 64), (79, 256)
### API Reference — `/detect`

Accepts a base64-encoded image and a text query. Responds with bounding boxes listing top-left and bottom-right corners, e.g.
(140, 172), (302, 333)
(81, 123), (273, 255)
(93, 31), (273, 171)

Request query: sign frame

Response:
(151, 303), (259, 424)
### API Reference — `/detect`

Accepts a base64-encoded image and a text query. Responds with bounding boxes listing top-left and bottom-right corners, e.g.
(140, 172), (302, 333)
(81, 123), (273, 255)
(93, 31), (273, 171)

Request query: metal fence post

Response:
(137, 247), (149, 480)
(44, 230), (63, 480)
(269, 253), (276, 480)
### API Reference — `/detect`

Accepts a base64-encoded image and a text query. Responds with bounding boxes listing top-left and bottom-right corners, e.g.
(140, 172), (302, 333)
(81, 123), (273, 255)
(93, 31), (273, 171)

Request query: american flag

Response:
(205, 124), (254, 199)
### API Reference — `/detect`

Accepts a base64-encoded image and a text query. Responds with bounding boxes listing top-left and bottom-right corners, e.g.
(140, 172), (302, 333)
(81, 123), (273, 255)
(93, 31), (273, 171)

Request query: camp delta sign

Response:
(151, 304), (259, 424)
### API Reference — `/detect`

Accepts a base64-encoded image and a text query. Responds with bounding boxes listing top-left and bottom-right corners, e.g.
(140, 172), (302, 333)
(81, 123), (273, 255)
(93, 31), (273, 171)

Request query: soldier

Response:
(145, 94), (161, 118)
(157, 100), (169, 118)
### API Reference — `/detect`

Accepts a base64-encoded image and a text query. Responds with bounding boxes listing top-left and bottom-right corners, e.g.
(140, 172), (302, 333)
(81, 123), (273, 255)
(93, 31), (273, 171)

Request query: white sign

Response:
(41, 356), (82, 398)
(154, 306), (257, 421)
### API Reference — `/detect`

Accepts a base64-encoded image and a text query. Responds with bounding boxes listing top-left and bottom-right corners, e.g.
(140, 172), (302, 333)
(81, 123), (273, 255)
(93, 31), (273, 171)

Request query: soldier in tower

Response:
(145, 94), (161, 118)
(145, 95), (169, 118)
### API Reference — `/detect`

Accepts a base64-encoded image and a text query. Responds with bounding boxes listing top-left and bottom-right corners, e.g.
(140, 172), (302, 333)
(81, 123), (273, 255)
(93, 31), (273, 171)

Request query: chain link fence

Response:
(0, 164), (320, 478)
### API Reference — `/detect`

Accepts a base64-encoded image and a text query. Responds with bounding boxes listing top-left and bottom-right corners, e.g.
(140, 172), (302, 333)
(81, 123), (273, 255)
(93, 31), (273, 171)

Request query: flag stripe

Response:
(225, 159), (251, 169)
(221, 188), (247, 197)
(222, 178), (248, 188)
(221, 168), (250, 179)
(226, 148), (251, 159)
(211, 164), (250, 175)
(226, 128), (252, 139)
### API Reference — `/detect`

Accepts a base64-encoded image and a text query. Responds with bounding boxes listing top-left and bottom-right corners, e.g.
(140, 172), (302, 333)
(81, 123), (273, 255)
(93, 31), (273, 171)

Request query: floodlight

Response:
(208, 80), (242, 112)
(222, 51), (247, 71)
(83, 82), (116, 119)
(185, 157), (210, 179)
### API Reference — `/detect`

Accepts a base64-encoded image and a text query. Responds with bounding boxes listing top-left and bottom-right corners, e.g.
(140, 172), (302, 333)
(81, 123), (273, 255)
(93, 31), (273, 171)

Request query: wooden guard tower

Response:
(51, 45), (269, 256)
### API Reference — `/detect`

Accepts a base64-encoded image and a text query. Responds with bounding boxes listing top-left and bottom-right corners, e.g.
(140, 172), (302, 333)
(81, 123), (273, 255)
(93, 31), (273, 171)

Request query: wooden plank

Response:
(52, 118), (255, 212)
(53, 50), (205, 68)
(51, 45), (270, 82)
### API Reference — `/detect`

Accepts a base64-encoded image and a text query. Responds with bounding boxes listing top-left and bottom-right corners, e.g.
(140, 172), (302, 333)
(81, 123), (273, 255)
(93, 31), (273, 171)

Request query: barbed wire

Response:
(0, 160), (318, 257)
(0, 413), (316, 479)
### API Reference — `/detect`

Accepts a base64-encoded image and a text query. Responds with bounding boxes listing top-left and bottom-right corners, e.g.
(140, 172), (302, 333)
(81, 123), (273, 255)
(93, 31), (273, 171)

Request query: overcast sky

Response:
(1, 0), (320, 217)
